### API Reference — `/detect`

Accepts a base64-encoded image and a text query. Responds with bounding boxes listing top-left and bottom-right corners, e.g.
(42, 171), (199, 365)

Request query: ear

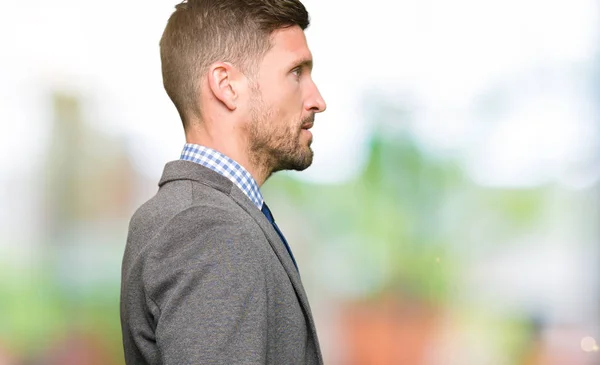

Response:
(207, 62), (238, 111)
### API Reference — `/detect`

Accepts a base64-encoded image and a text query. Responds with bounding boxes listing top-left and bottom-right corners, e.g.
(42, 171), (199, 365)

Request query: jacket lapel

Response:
(229, 187), (308, 297)
(228, 187), (321, 345)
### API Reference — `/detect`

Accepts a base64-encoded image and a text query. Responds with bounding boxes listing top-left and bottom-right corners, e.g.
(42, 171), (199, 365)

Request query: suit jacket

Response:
(120, 160), (323, 364)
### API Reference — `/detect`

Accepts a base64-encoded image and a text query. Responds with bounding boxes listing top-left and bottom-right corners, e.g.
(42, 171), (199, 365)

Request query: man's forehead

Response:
(269, 26), (312, 60)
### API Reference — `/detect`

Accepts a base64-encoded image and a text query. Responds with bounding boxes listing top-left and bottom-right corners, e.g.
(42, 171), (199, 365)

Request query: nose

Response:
(305, 81), (327, 113)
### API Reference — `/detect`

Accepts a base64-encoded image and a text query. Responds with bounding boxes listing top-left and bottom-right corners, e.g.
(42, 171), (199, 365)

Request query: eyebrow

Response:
(291, 58), (313, 71)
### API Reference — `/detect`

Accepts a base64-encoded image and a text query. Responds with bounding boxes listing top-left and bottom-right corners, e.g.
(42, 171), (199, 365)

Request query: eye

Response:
(291, 67), (302, 78)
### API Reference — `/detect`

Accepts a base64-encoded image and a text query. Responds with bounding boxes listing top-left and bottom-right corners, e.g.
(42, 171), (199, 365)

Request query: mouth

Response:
(301, 117), (315, 130)
(301, 122), (314, 130)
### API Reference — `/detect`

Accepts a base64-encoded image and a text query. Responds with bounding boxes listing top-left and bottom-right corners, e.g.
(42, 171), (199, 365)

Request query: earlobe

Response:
(208, 62), (237, 111)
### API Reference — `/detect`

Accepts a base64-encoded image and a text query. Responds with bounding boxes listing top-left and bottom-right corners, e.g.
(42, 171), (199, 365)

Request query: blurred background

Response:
(1, 0), (599, 364)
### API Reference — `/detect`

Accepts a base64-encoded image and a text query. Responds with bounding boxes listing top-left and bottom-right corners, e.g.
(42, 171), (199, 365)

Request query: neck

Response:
(185, 128), (271, 187)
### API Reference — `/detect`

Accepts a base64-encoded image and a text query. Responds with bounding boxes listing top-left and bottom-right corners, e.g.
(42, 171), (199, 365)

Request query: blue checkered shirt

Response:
(180, 143), (264, 210)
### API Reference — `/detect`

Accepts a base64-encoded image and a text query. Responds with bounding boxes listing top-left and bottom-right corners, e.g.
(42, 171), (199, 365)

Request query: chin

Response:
(289, 161), (312, 172)
(295, 149), (314, 171)
(274, 148), (313, 172)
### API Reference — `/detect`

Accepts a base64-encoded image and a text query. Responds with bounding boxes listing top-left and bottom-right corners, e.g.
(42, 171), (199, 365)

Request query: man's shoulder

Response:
(130, 178), (235, 227)
(125, 178), (263, 259)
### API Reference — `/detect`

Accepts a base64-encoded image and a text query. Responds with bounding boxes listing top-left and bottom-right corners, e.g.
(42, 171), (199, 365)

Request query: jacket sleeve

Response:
(143, 206), (269, 364)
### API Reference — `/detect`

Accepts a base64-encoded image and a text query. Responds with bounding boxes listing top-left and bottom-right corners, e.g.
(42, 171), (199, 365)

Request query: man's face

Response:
(246, 25), (326, 173)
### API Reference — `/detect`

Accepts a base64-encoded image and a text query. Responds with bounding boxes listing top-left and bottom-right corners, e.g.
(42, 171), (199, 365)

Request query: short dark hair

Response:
(160, 0), (310, 126)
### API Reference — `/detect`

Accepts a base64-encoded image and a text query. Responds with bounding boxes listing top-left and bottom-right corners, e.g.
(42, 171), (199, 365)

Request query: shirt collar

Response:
(180, 143), (264, 209)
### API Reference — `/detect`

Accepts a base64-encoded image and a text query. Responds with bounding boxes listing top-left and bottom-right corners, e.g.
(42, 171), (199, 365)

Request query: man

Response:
(119, 0), (327, 364)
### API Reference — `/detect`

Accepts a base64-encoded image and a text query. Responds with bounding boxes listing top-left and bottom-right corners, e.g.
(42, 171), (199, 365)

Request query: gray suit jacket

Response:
(120, 160), (323, 364)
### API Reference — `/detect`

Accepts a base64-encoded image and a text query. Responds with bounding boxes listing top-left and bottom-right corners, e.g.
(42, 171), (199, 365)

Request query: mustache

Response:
(300, 114), (315, 127)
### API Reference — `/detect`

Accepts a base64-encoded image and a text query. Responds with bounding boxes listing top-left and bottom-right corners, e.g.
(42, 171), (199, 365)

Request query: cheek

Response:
(269, 95), (297, 122)
(259, 80), (304, 124)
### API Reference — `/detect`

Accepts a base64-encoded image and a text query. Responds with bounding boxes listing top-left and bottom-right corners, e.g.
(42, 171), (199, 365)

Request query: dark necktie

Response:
(261, 202), (298, 271)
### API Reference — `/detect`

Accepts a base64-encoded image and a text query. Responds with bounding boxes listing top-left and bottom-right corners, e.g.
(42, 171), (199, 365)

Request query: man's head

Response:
(160, 0), (326, 181)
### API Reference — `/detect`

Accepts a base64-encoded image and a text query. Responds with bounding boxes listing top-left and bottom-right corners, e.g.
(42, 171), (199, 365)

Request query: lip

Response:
(301, 122), (314, 130)
(301, 128), (313, 140)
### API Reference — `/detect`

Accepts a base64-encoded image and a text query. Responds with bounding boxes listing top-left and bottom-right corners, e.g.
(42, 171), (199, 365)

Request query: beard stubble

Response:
(247, 91), (315, 176)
